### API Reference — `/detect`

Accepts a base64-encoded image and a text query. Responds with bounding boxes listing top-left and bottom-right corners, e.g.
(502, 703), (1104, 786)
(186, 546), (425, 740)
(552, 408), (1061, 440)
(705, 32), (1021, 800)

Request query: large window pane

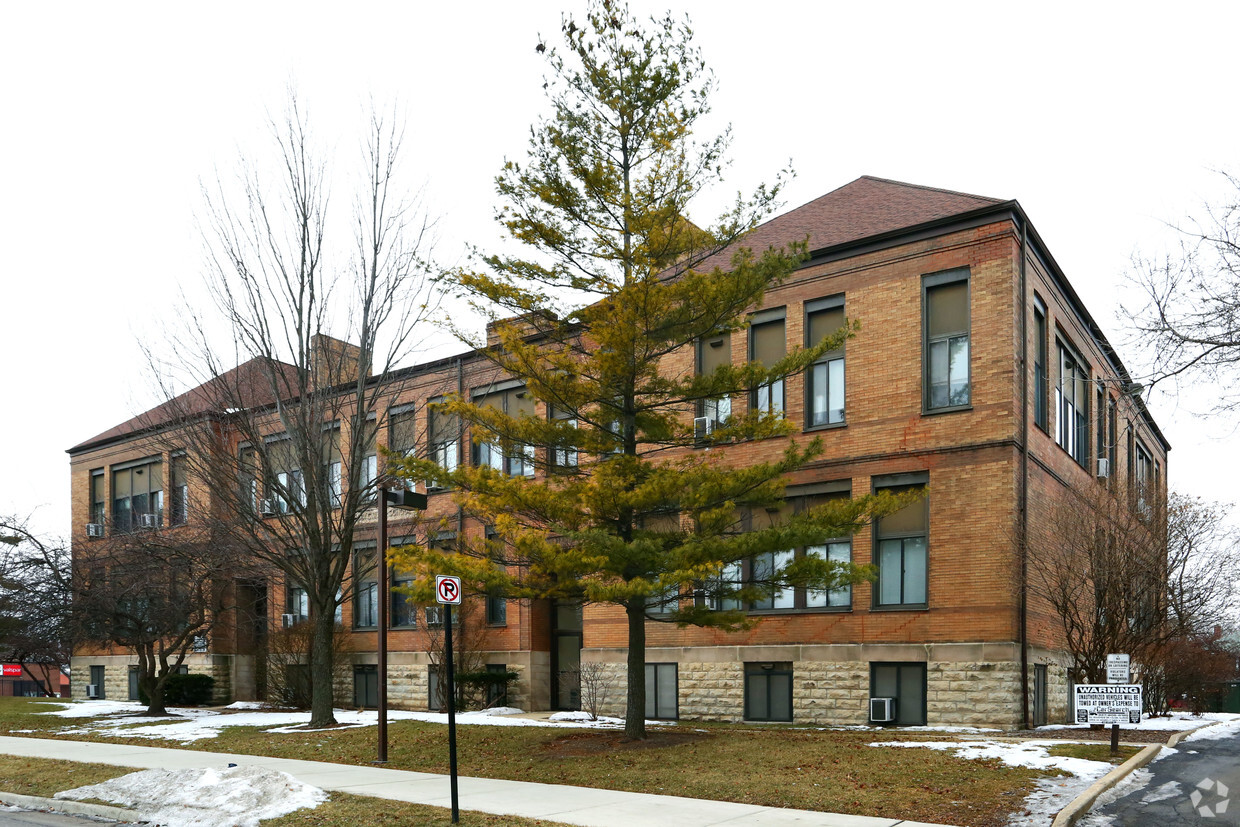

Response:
(878, 540), (903, 605)
(903, 537), (927, 604)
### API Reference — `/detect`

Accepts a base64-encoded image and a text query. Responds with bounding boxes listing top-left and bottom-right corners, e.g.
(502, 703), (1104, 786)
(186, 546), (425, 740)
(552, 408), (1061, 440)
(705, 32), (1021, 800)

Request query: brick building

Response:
(67, 176), (1168, 728)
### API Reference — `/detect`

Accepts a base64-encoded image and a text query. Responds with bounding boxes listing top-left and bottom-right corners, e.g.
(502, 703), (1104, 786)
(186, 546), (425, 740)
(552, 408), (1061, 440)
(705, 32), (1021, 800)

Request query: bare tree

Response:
(1124, 170), (1240, 410)
(1028, 486), (1239, 687)
(138, 94), (444, 727)
(0, 517), (72, 697)
(73, 522), (246, 715)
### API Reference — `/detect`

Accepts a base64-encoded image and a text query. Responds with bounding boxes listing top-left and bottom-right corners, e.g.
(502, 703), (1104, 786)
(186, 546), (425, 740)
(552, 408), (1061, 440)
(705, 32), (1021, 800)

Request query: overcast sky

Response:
(3, 1), (1239, 539)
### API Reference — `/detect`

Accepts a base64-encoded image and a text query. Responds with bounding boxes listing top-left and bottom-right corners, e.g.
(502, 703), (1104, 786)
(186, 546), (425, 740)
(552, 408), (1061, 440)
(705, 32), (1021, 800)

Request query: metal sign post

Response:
(436, 575), (462, 824)
(1105, 655), (1132, 755)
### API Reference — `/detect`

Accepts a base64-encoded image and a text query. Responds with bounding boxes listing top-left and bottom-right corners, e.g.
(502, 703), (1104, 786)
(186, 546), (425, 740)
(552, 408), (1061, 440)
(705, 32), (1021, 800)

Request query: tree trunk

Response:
(140, 674), (169, 716)
(309, 608), (337, 727)
(624, 598), (646, 741)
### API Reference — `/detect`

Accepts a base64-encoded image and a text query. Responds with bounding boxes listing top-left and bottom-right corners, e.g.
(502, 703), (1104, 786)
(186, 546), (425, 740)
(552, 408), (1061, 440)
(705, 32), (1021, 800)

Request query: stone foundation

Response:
(581, 643), (1061, 729)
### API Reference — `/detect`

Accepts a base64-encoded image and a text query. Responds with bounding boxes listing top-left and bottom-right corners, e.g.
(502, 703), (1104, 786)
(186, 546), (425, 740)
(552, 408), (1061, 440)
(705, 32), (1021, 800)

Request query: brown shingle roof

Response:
(67, 357), (301, 454)
(703, 175), (1005, 269)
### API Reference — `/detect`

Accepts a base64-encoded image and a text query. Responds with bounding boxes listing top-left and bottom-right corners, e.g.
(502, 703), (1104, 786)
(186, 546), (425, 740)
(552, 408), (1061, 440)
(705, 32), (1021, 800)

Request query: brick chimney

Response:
(310, 334), (368, 388)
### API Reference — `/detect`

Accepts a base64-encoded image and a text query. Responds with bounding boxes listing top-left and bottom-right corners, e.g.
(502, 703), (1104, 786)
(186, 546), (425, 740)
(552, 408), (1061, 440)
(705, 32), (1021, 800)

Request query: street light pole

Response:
(375, 484), (427, 765)
(377, 484), (389, 763)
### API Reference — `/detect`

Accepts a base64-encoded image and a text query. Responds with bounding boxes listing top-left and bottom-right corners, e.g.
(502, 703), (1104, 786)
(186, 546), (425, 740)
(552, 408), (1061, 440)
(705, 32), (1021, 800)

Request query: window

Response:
(89, 470), (106, 527)
(89, 665), (105, 698)
(111, 457), (163, 532)
(485, 541), (507, 626)
(239, 447), (260, 514)
(267, 437), (302, 513)
(707, 486), (853, 613)
(1107, 398), (1117, 488)
(425, 605), (444, 628)
(645, 663), (678, 720)
(550, 406), (578, 470)
(870, 662), (926, 725)
(391, 562), (417, 628)
(806, 296), (845, 427)
(1135, 441), (1154, 517)
(1033, 297), (1048, 430)
(1033, 664), (1048, 728)
(874, 477), (928, 608)
(744, 662), (792, 722)
(169, 454), (188, 526)
(428, 400), (461, 481)
(353, 550), (378, 629)
(1096, 383), (1107, 477)
(1056, 341), (1090, 466)
(287, 586), (309, 620)
(924, 270), (970, 410)
(750, 311), (785, 416)
(806, 541), (852, 608)
(697, 331), (732, 429)
(322, 426), (342, 508)
(486, 664), (510, 707)
(472, 383), (536, 476)
(388, 405), (417, 489)
(353, 665), (378, 709)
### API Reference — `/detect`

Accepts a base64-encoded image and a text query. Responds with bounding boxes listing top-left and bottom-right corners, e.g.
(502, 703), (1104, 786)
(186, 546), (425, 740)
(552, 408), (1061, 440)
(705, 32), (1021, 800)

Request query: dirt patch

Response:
(541, 730), (713, 757)
(1017, 727), (1180, 744)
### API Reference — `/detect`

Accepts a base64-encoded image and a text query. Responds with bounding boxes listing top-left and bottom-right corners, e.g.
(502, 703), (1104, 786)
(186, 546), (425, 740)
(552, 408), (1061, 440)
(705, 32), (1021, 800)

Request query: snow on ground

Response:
(1037, 710), (1240, 733)
(1184, 714), (1240, 742)
(870, 739), (1116, 827)
(55, 765), (326, 827)
(30, 700), (651, 743)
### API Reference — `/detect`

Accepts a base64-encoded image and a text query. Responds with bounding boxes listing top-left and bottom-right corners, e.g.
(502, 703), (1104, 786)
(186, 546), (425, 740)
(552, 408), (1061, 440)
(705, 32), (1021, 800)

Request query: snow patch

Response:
(1037, 710), (1240, 733)
(55, 765), (327, 827)
(223, 701), (265, 710)
(1184, 715), (1240, 742)
(34, 701), (650, 744)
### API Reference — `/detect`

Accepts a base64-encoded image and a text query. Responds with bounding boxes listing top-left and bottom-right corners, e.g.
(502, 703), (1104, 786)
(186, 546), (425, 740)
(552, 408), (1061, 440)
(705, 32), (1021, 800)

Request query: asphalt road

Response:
(1083, 730), (1239, 824)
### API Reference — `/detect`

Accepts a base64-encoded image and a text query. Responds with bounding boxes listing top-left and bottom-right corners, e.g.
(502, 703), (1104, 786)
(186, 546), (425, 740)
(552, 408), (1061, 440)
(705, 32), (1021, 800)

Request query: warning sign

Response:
(1074, 684), (1142, 725)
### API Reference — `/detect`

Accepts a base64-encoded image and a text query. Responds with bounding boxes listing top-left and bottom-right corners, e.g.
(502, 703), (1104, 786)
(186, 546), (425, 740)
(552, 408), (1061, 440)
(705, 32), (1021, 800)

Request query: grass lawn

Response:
(0, 698), (1130, 827)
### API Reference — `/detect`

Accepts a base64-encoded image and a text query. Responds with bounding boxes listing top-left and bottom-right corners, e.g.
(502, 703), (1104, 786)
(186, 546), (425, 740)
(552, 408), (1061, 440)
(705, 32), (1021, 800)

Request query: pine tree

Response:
(393, 0), (896, 740)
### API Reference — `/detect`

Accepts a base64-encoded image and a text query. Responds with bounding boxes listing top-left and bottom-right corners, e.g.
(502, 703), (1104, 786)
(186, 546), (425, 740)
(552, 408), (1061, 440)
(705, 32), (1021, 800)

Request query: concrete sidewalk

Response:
(0, 735), (952, 827)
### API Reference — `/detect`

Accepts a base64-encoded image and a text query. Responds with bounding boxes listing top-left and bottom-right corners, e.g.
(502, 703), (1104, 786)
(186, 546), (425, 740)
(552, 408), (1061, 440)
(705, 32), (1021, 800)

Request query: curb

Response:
(1167, 717), (1232, 747)
(0, 790), (141, 823)
(1050, 743), (1162, 827)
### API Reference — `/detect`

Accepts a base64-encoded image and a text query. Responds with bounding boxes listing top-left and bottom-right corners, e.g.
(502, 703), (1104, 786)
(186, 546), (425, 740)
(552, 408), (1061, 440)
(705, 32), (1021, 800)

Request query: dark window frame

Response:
(645, 662), (679, 720)
(923, 269), (971, 413)
(1056, 338), (1090, 467)
(1033, 296), (1048, 431)
(748, 308), (786, 418)
(872, 474), (929, 610)
(869, 661), (927, 726)
(804, 295), (846, 430)
(743, 662), (793, 722)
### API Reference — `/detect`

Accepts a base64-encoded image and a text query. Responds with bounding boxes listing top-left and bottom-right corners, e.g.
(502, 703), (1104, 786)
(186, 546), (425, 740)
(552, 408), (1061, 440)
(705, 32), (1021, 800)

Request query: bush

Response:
(456, 669), (519, 710)
(137, 672), (215, 706)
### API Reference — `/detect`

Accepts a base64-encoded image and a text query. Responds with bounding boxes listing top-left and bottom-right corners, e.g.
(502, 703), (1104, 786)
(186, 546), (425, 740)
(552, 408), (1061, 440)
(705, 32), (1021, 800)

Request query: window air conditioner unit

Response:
(259, 499), (277, 517)
(1096, 458), (1110, 479)
(281, 613), (297, 629)
(139, 514), (159, 529)
(694, 416), (714, 442)
(86, 684), (100, 700)
(869, 696), (897, 723)
(86, 523), (104, 538)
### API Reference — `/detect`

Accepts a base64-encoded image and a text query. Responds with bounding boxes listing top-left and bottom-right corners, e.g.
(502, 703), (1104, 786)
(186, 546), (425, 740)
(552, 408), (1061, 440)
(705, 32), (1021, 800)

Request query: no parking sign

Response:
(435, 575), (462, 605)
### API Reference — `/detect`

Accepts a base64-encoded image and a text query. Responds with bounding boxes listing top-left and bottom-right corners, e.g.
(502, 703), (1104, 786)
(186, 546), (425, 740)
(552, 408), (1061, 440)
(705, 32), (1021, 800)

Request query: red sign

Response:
(435, 575), (462, 605)
(2, 665), (23, 677)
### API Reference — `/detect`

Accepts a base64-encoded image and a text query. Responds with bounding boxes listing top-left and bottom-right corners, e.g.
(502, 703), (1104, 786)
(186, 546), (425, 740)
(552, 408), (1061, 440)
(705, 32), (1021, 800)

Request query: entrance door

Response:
(1033, 665), (1048, 727)
(128, 668), (140, 701)
(551, 601), (582, 710)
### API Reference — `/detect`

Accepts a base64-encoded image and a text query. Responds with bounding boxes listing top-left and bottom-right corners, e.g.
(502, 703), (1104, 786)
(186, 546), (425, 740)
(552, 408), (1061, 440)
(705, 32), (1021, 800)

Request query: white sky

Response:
(3, 1), (1239, 539)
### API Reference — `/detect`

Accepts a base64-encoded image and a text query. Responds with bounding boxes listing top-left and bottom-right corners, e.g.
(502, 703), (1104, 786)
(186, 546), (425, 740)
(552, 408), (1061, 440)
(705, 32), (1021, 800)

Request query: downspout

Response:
(1018, 218), (1031, 730)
